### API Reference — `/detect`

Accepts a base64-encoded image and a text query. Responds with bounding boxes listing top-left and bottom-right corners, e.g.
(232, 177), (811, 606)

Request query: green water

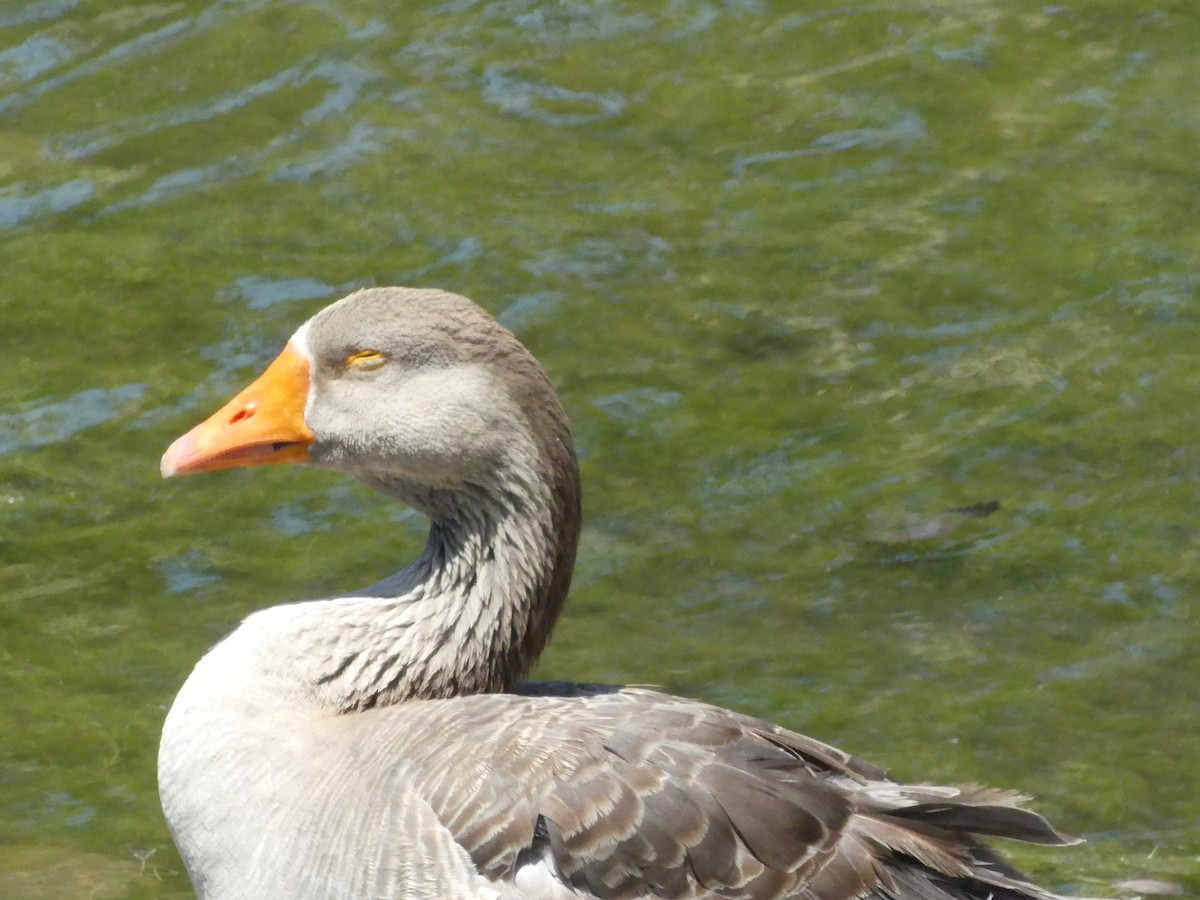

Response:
(1, 1), (1198, 896)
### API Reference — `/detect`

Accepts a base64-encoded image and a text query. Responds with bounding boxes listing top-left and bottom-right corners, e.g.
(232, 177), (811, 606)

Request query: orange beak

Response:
(161, 343), (315, 478)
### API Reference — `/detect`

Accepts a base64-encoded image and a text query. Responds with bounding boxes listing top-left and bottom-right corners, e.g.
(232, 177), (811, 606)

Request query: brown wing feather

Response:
(370, 685), (1082, 900)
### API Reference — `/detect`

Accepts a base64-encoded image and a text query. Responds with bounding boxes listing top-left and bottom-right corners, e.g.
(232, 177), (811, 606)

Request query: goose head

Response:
(161, 287), (578, 520)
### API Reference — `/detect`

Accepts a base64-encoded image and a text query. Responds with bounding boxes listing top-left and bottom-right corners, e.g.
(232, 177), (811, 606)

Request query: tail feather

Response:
(868, 863), (1072, 900)
(893, 800), (1079, 846)
(854, 784), (1078, 846)
(841, 781), (1096, 900)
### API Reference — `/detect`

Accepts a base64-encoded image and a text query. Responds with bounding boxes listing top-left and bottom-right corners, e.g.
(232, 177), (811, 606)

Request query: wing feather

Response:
(360, 686), (1082, 900)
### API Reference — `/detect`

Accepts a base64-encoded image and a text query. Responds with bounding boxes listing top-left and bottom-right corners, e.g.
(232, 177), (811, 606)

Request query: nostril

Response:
(229, 408), (253, 425)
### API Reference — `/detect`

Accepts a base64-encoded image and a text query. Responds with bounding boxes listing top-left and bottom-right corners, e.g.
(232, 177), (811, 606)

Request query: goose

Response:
(159, 286), (1089, 900)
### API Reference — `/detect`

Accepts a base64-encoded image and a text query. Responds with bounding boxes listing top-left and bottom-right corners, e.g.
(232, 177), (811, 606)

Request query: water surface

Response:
(1, 2), (1198, 897)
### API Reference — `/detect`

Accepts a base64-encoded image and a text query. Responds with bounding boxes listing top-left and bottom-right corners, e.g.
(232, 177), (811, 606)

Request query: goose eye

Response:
(345, 349), (387, 370)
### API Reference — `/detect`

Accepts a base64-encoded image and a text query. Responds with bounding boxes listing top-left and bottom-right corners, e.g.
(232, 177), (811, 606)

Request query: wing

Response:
(362, 685), (1077, 900)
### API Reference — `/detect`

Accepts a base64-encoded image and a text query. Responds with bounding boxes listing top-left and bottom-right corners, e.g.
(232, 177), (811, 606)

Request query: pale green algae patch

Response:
(1, 2), (1198, 897)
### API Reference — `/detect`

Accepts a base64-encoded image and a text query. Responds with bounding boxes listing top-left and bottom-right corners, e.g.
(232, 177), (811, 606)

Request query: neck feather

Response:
(276, 440), (580, 709)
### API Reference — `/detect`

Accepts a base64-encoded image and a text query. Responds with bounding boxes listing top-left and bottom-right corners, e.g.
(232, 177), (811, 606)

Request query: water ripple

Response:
(593, 387), (682, 424)
(79, 55), (388, 213)
(0, 34), (74, 84)
(731, 111), (929, 177)
(511, 4), (654, 41)
(0, 0), (81, 29)
(232, 276), (337, 310)
(52, 61), (311, 160)
(0, 383), (147, 455)
(270, 121), (392, 183)
(160, 551), (220, 595)
(482, 66), (625, 125)
(0, 1), (231, 115)
(0, 179), (94, 229)
(55, 55), (378, 164)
